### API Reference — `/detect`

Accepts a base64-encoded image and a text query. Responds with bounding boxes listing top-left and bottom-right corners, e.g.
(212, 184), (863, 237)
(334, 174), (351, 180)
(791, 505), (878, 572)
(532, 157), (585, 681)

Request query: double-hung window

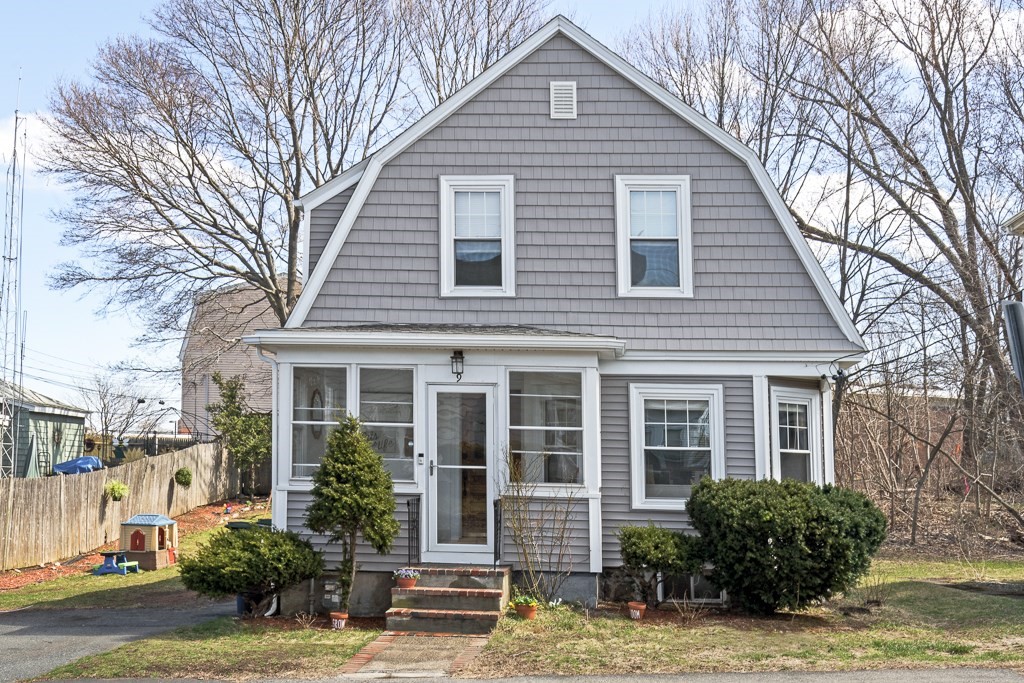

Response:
(508, 371), (583, 485)
(439, 176), (515, 297)
(359, 368), (415, 483)
(615, 176), (693, 297)
(771, 387), (822, 484)
(291, 367), (347, 478)
(629, 384), (724, 510)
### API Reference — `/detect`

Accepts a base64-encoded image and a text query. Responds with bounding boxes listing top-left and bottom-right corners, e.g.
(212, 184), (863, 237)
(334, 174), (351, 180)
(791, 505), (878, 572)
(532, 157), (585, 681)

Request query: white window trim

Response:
(614, 175), (693, 298)
(629, 383), (725, 511)
(439, 175), (516, 298)
(770, 386), (823, 485)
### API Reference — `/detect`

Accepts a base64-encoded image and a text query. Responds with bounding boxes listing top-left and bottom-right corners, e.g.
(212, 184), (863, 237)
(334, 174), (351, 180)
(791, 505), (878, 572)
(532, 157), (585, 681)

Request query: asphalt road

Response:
(0, 601), (234, 683)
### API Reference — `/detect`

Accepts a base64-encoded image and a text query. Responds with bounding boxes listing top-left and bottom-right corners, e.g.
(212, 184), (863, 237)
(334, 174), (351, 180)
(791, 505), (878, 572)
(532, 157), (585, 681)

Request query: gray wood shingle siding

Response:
(308, 186), (354, 274)
(303, 34), (858, 354)
(599, 374), (755, 566)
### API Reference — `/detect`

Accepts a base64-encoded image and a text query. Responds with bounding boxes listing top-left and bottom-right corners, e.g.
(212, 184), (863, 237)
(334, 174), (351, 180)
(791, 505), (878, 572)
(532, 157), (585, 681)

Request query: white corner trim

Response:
(272, 489), (287, 530)
(752, 375), (769, 480)
(286, 157), (383, 328)
(628, 382), (725, 511)
(438, 175), (516, 298)
(614, 175), (693, 298)
(588, 496), (603, 573)
(821, 379), (835, 484)
(285, 15), (865, 349)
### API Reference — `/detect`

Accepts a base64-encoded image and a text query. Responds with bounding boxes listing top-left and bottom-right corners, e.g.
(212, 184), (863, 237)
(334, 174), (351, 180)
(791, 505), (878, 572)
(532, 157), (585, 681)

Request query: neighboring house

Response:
(1004, 208), (1024, 235)
(245, 17), (866, 607)
(0, 379), (88, 478)
(180, 282), (279, 439)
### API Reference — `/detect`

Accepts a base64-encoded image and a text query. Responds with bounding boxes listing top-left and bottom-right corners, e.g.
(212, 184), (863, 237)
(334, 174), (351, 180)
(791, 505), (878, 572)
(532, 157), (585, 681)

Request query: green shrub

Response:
(103, 480), (129, 501)
(179, 527), (322, 616)
(305, 414), (399, 612)
(174, 467), (193, 487)
(617, 523), (701, 607)
(686, 478), (886, 614)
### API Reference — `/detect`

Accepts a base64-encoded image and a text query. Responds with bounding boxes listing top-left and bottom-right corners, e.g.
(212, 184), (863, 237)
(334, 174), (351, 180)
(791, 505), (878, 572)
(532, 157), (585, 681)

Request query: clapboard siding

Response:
(600, 374), (754, 566)
(305, 34), (857, 354)
(308, 187), (354, 274)
(287, 490), (419, 571)
(498, 496), (590, 573)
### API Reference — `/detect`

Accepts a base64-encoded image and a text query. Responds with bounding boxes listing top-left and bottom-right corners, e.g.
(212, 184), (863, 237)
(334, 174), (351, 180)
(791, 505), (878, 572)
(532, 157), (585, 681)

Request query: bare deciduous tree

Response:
(399, 0), (551, 113)
(79, 374), (170, 460)
(46, 0), (408, 336)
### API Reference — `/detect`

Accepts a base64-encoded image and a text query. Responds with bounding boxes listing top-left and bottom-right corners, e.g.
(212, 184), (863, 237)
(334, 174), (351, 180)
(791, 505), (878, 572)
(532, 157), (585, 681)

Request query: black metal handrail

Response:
(493, 496), (503, 567)
(406, 495), (421, 566)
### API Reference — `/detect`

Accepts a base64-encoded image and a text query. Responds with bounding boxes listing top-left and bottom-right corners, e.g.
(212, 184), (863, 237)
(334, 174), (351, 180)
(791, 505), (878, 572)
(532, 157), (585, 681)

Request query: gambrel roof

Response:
(288, 16), (864, 351)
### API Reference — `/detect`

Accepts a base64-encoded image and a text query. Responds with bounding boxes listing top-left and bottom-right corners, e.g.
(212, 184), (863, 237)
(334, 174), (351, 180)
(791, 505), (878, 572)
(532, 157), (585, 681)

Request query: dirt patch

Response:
(940, 581), (1024, 598)
(245, 614), (386, 631)
(0, 497), (270, 592)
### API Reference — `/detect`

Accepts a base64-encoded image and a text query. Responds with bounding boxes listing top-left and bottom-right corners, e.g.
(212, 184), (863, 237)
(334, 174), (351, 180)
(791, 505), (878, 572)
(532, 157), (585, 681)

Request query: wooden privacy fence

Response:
(0, 443), (239, 571)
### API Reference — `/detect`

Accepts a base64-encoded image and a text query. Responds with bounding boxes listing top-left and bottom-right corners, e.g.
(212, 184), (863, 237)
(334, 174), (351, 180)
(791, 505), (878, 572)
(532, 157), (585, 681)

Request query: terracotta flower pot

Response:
(330, 611), (348, 630)
(627, 601), (647, 620)
(514, 604), (538, 620)
(396, 577), (418, 589)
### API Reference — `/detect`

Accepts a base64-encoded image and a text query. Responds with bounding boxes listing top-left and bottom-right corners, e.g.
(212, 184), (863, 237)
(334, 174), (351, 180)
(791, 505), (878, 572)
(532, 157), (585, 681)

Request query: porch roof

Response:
(243, 323), (626, 358)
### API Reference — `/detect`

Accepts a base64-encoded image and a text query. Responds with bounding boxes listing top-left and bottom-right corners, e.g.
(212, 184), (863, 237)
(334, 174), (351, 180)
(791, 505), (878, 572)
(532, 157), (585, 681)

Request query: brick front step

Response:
(405, 566), (511, 592)
(385, 607), (501, 635)
(391, 586), (504, 612)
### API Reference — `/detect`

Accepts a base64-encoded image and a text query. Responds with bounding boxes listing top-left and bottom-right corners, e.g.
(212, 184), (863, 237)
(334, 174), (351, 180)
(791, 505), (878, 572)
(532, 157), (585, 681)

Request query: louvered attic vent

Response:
(550, 81), (577, 119)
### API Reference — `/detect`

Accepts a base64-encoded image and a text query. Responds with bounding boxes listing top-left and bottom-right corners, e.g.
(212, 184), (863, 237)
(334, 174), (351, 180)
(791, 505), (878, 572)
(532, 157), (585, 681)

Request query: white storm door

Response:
(425, 384), (494, 561)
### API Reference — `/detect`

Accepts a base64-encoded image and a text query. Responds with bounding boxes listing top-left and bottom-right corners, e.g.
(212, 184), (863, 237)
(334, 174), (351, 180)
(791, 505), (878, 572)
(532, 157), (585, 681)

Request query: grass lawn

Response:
(458, 556), (1024, 678)
(40, 616), (379, 681)
(0, 508), (264, 611)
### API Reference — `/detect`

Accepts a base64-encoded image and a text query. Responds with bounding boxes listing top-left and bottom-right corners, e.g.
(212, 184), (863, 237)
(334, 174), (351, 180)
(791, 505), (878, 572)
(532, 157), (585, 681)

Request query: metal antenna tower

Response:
(1, 74), (27, 479)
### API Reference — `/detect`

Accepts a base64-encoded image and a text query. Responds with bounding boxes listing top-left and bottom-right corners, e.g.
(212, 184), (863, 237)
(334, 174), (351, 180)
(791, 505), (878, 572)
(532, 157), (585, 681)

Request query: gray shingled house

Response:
(245, 17), (866, 624)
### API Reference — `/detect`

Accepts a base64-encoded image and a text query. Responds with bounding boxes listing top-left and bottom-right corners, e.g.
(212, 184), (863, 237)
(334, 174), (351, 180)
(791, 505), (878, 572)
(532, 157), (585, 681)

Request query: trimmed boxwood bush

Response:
(618, 523), (701, 607)
(174, 467), (193, 487)
(179, 526), (323, 616)
(687, 478), (886, 614)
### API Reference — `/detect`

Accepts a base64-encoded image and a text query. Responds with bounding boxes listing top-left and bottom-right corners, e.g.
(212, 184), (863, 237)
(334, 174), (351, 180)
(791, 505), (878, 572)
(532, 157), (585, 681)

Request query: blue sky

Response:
(0, 0), (677, 415)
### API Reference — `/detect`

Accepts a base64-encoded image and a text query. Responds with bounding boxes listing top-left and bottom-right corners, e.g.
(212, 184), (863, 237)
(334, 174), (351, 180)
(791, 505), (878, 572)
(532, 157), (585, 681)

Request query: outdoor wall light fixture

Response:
(450, 350), (464, 382)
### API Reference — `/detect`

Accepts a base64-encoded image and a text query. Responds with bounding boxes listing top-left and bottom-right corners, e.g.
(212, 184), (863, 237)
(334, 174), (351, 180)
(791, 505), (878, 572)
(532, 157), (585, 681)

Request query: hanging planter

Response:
(330, 611), (348, 630)
(627, 601), (647, 620)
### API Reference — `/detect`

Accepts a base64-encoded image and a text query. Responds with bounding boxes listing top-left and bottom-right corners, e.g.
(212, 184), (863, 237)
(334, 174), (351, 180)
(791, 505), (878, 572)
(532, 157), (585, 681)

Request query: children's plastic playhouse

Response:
(120, 513), (178, 570)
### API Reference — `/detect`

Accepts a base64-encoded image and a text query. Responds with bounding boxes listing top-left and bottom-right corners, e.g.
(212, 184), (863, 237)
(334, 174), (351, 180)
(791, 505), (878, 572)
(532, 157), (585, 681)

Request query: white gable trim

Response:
(286, 17), (864, 350)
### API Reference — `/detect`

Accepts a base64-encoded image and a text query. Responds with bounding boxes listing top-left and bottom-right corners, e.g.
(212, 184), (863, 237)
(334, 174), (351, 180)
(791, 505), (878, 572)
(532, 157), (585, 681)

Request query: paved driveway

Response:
(0, 601), (233, 682)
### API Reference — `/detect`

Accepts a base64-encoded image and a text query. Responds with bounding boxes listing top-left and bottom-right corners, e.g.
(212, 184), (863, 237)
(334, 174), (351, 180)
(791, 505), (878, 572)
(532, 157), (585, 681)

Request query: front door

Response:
(425, 384), (494, 562)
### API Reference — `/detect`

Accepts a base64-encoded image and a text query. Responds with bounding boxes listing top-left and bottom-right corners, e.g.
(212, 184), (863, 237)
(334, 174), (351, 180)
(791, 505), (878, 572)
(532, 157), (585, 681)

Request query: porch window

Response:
(291, 367), (347, 478)
(629, 383), (725, 510)
(508, 371), (583, 485)
(360, 368), (415, 482)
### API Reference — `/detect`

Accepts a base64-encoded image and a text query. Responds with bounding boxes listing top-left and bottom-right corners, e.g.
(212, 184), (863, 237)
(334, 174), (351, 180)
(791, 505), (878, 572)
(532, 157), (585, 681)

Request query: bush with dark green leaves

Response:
(617, 523), (702, 607)
(686, 478), (886, 614)
(179, 527), (323, 616)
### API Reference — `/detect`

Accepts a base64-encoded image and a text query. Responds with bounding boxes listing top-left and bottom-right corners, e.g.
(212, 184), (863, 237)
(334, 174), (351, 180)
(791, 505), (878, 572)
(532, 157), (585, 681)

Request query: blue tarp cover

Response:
(52, 456), (104, 475)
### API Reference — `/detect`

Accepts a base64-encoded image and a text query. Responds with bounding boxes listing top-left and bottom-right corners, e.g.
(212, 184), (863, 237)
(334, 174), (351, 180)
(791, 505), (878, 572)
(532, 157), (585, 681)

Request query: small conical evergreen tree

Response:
(304, 414), (399, 612)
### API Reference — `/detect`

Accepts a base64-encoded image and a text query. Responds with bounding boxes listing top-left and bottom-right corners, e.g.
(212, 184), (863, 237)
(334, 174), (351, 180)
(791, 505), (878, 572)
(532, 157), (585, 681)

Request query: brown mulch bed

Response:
(0, 497), (270, 592)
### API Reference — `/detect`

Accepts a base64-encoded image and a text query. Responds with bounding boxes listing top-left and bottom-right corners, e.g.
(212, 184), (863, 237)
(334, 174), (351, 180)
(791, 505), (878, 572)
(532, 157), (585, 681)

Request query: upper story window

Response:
(614, 176), (693, 297)
(771, 387), (822, 484)
(629, 383), (724, 510)
(439, 176), (515, 297)
(508, 371), (583, 486)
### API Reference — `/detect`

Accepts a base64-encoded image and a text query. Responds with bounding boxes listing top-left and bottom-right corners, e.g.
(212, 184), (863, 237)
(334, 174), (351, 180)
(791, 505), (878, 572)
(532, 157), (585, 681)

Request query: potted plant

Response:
(510, 595), (539, 620)
(393, 568), (421, 589)
(627, 600), (647, 620)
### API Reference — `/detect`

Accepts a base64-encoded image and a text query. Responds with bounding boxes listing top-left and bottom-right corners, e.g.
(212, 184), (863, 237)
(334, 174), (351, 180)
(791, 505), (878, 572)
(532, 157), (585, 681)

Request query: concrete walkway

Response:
(0, 601), (234, 682)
